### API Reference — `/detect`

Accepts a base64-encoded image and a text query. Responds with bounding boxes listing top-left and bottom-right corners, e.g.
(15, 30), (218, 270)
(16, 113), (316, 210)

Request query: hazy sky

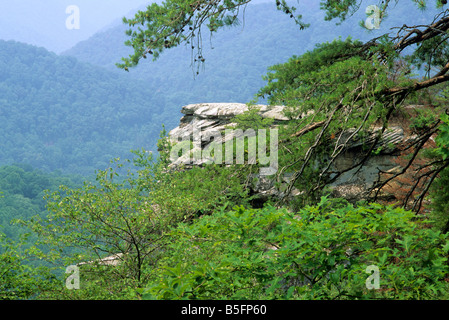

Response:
(0, 0), (443, 54)
(0, 0), (152, 53)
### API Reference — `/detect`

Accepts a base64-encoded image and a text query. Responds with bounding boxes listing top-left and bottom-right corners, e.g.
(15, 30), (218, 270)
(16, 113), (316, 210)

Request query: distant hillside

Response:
(63, 2), (311, 105)
(0, 40), (168, 176)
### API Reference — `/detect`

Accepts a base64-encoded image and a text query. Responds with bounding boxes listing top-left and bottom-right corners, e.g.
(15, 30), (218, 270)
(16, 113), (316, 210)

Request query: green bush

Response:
(141, 197), (449, 300)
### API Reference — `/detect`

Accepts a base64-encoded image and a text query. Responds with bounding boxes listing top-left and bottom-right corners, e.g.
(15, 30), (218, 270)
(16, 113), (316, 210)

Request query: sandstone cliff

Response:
(168, 103), (429, 204)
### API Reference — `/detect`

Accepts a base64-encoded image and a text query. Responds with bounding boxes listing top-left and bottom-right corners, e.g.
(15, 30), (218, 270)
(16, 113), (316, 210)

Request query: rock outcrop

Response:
(168, 103), (285, 172)
(168, 102), (426, 203)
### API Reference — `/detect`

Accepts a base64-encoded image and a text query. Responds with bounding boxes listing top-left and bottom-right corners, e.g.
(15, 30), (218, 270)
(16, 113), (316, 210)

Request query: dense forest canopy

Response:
(0, 40), (167, 176)
(0, 164), (82, 241)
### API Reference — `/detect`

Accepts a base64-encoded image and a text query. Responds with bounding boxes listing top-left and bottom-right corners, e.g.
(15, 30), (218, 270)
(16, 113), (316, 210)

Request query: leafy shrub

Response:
(141, 197), (449, 300)
(430, 113), (449, 232)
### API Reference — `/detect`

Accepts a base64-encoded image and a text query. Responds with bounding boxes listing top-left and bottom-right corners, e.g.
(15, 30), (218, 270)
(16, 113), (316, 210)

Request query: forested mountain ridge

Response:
(63, 1), (441, 85)
(62, 2), (310, 104)
(0, 40), (167, 176)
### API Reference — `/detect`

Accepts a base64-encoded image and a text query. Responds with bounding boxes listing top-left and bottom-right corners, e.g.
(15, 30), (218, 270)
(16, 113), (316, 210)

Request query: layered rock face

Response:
(169, 102), (285, 163)
(168, 103), (421, 203)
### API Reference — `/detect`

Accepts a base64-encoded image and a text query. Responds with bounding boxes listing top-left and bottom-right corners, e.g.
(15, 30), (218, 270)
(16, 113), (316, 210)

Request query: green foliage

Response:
(0, 164), (82, 242)
(0, 165), (84, 299)
(257, 37), (366, 105)
(141, 197), (449, 300)
(118, 0), (445, 71)
(251, 38), (406, 205)
(409, 107), (440, 134)
(4, 0), (449, 302)
(21, 143), (251, 299)
(436, 113), (449, 160)
(232, 105), (274, 131)
(406, 34), (449, 76)
(118, 0), (309, 71)
(429, 166), (449, 231)
(429, 113), (449, 231)
(67, 3), (320, 108)
(0, 232), (34, 299)
(0, 231), (56, 300)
